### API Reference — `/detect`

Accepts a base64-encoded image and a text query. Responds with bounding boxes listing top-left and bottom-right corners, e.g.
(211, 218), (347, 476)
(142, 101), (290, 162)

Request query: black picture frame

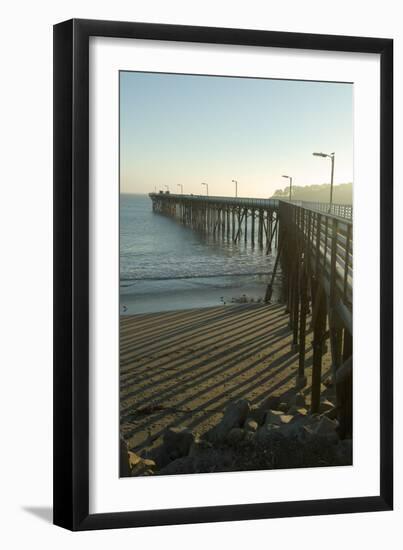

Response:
(53, 18), (393, 531)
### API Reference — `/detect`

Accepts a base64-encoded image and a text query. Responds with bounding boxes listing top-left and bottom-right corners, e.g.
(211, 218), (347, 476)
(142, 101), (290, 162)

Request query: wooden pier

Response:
(149, 192), (353, 438)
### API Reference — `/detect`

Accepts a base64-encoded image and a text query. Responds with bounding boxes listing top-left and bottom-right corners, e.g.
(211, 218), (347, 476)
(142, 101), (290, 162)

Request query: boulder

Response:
(131, 457), (157, 476)
(158, 456), (195, 476)
(261, 395), (280, 411)
(226, 428), (245, 445)
(288, 406), (308, 416)
(319, 399), (336, 414)
(210, 399), (250, 442)
(289, 392), (306, 408)
(278, 402), (289, 413)
(148, 444), (171, 469)
(335, 438), (353, 464)
(244, 419), (259, 432)
(188, 438), (213, 458)
(119, 437), (131, 477)
(310, 416), (339, 444)
(265, 410), (294, 426)
(255, 423), (283, 446)
(248, 405), (266, 426)
(162, 426), (195, 460)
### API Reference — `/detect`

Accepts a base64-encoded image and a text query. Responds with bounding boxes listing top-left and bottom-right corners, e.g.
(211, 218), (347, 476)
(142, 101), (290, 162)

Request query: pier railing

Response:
(150, 193), (352, 220)
(150, 192), (279, 210)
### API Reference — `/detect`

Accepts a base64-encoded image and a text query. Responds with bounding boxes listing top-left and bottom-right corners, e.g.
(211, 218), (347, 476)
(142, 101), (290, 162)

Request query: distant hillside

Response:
(272, 183), (352, 204)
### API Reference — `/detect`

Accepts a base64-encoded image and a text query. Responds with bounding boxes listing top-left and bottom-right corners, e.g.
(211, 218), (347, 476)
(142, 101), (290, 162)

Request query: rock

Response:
(319, 399), (336, 414)
(188, 438), (213, 458)
(119, 437), (131, 477)
(210, 399), (250, 442)
(323, 376), (334, 388)
(226, 428), (245, 445)
(244, 419), (259, 432)
(158, 456), (195, 476)
(262, 395), (281, 410)
(162, 426), (195, 460)
(255, 424), (283, 446)
(265, 410), (294, 426)
(278, 402), (289, 413)
(310, 416), (339, 444)
(148, 444), (171, 469)
(321, 407), (338, 421)
(279, 414), (294, 425)
(288, 406), (308, 416)
(131, 457), (157, 476)
(290, 392), (306, 408)
(264, 409), (284, 425)
(248, 405), (266, 425)
(335, 438), (353, 464)
(241, 431), (256, 445)
(128, 451), (142, 468)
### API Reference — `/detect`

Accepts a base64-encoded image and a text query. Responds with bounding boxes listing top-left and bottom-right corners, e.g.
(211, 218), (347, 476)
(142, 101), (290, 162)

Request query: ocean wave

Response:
(120, 271), (270, 283)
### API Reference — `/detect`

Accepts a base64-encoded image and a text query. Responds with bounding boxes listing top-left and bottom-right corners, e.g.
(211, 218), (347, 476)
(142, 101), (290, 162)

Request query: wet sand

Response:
(120, 303), (331, 454)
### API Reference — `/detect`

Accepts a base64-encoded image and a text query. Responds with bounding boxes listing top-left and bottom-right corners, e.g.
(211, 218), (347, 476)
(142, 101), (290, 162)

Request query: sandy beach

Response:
(120, 303), (332, 456)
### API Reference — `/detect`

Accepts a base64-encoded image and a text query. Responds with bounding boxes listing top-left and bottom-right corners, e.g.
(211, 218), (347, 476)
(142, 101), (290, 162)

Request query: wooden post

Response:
(251, 209), (255, 245)
(311, 287), (327, 413)
(292, 257), (300, 352)
(298, 262), (308, 376)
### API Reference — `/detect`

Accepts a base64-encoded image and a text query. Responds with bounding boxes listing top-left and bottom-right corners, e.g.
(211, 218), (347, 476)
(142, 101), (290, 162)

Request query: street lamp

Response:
(231, 179), (238, 198)
(313, 152), (335, 213)
(282, 175), (293, 201)
(201, 182), (209, 196)
(177, 184), (183, 194)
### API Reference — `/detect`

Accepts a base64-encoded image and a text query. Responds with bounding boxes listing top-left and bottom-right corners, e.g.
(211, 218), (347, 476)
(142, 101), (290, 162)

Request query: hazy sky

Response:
(120, 71), (353, 198)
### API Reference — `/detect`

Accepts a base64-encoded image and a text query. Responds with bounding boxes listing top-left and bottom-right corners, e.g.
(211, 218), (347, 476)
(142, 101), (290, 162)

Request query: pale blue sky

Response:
(120, 71), (353, 197)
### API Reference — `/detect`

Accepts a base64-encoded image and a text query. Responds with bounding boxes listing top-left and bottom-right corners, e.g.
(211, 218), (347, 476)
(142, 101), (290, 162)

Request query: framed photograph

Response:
(53, 19), (393, 530)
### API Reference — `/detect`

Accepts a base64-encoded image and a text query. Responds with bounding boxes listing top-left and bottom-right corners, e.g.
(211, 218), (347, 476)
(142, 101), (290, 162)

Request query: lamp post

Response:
(313, 152), (335, 213)
(177, 184), (183, 194)
(231, 179), (238, 198)
(282, 175), (293, 201)
(201, 182), (209, 196)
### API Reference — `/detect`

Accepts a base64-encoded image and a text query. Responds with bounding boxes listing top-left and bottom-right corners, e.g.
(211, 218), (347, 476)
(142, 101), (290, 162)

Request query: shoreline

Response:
(120, 273), (282, 315)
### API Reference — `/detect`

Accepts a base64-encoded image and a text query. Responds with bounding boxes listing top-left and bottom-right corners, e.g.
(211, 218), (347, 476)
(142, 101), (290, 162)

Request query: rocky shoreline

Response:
(120, 390), (352, 477)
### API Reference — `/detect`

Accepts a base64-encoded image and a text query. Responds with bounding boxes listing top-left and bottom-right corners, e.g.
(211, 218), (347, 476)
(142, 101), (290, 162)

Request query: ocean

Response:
(120, 194), (280, 314)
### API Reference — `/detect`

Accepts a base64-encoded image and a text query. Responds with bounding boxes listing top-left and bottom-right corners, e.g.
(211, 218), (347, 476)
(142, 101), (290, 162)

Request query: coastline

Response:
(120, 273), (282, 315)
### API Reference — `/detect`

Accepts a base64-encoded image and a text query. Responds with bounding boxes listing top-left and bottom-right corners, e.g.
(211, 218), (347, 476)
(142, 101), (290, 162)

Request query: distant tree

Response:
(271, 182), (352, 204)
